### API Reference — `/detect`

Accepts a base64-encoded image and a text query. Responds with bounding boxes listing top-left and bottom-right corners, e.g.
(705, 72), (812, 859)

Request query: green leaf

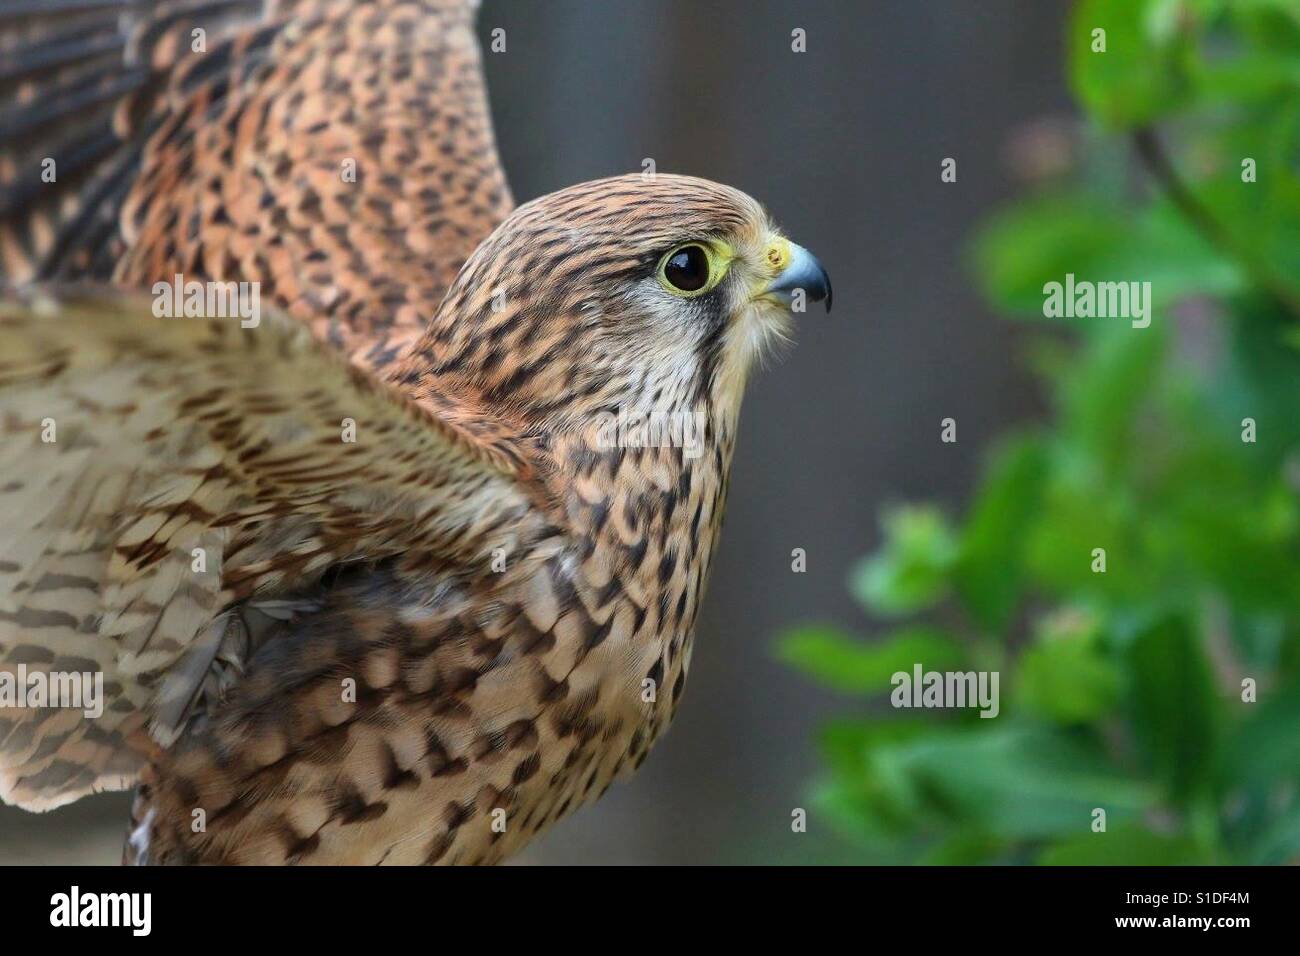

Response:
(1241, 798), (1300, 865)
(1125, 614), (1221, 801)
(807, 719), (944, 846)
(969, 198), (1132, 315)
(1133, 201), (1245, 300)
(1040, 825), (1213, 865)
(1189, 178), (1300, 306)
(1068, 0), (1196, 128)
(1192, 52), (1300, 104)
(1059, 320), (1165, 471)
(810, 779), (913, 851)
(953, 437), (1049, 632)
(919, 832), (1008, 865)
(816, 716), (934, 778)
(1164, 465), (1300, 612)
(1220, 679), (1300, 792)
(776, 627), (965, 695)
(1018, 612), (1123, 724)
(849, 507), (958, 617)
(872, 725), (1156, 840)
(969, 196), (1240, 320)
(1225, 296), (1300, 468)
(1228, 0), (1300, 57)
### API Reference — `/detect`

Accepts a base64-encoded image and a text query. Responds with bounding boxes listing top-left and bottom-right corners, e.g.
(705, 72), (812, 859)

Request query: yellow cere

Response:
(764, 237), (792, 275)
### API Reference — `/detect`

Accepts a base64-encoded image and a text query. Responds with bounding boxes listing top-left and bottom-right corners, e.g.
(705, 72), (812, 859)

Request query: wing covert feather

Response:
(0, 287), (539, 810)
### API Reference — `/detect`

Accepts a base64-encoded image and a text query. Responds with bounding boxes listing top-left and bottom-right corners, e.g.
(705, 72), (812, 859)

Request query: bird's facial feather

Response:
(420, 173), (824, 432)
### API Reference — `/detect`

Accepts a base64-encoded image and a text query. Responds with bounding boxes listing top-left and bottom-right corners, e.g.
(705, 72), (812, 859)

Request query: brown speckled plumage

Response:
(2, 0), (510, 370)
(0, 1), (829, 864)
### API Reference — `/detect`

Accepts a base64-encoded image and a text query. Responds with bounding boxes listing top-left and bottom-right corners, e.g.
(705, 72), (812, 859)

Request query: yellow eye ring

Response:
(657, 242), (728, 298)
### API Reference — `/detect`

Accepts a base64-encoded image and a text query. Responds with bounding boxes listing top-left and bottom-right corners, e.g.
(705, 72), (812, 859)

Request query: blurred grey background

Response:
(0, 0), (1069, 864)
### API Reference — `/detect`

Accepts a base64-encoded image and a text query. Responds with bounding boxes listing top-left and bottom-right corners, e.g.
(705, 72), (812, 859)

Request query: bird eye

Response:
(658, 243), (716, 296)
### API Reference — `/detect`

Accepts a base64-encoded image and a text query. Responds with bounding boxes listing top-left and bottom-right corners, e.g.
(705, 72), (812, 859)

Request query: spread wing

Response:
(0, 0), (512, 370)
(0, 288), (543, 810)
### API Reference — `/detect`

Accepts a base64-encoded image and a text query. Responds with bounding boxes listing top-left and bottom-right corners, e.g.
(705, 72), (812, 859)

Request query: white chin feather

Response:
(714, 302), (795, 408)
(736, 301), (796, 370)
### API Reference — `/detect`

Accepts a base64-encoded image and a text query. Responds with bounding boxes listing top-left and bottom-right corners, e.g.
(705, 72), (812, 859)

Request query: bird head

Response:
(420, 173), (831, 436)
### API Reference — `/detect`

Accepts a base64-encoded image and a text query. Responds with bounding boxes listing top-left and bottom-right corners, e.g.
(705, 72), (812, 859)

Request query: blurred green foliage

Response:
(779, 0), (1300, 865)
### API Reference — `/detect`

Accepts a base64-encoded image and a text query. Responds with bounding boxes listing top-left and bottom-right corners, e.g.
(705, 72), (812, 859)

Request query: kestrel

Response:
(0, 0), (830, 864)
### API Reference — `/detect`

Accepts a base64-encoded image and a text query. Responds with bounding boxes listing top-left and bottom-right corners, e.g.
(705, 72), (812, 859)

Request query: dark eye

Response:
(661, 244), (711, 293)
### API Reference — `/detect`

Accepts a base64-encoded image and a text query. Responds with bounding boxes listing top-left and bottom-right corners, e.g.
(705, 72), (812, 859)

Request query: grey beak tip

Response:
(769, 243), (832, 314)
(802, 262), (831, 313)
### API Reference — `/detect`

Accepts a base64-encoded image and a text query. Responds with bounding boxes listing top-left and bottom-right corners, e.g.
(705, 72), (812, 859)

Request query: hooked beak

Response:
(765, 241), (832, 313)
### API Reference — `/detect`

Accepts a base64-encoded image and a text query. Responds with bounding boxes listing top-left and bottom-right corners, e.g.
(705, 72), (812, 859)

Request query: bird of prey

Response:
(0, 0), (830, 864)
